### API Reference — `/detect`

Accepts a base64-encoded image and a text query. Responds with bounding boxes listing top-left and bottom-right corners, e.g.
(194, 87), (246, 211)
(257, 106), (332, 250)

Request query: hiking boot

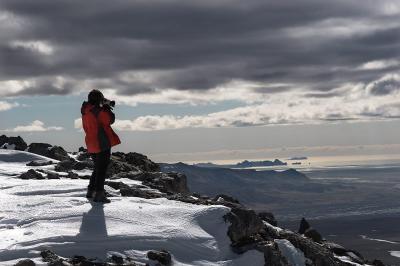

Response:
(86, 189), (94, 199)
(93, 190), (111, 203)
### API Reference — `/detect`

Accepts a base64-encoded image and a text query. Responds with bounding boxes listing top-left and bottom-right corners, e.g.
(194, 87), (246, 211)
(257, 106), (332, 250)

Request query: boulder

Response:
(26, 160), (54, 166)
(258, 212), (278, 226)
(224, 207), (264, 244)
(141, 172), (189, 194)
(55, 158), (93, 172)
(40, 250), (64, 265)
(67, 171), (79, 179)
(19, 169), (45, 180)
(46, 172), (60, 180)
(112, 151), (160, 172)
(27, 143), (69, 161)
(107, 158), (139, 177)
(0, 135), (28, 151)
(14, 259), (36, 266)
(147, 250), (172, 265)
(304, 228), (323, 243)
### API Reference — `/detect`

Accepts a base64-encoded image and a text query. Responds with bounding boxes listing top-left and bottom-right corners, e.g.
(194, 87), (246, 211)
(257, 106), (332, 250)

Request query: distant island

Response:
(288, 156), (308, 160)
(194, 159), (287, 168)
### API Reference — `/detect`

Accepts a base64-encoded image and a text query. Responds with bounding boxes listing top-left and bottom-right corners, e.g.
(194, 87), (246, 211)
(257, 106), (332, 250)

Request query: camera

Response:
(102, 98), (115, 108)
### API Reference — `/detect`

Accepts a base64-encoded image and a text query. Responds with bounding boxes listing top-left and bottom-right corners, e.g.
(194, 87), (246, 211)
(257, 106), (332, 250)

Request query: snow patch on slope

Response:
(0, 150), (264, 265)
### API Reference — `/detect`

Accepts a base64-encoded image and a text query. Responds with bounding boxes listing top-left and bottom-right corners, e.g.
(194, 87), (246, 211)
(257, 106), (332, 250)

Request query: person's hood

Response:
(81, 101), (95, 115)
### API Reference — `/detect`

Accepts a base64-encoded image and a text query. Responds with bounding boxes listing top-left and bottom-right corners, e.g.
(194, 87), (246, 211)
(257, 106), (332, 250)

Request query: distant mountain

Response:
(194, 159), (287, 168)
(159, 162), (328, 210)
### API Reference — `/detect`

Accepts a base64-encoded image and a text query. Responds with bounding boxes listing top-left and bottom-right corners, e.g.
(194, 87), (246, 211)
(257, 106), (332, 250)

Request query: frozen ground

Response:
(0, 150), (264, 265)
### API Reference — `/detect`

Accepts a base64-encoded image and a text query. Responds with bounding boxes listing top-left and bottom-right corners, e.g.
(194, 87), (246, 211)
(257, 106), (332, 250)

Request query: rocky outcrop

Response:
(258, 212), (278, 226)
(55, 158), (93, 172)
(13, 259), (36, 266)
(147, 250), (172, 265)
(0, 135), (28, 151)
(298, 217), (323, 243)
(224, 207), (264, 244)
(112, 152), (160, 172)
(19, 169), (45, 180)
(27, 143), (69, 161)
(26, 160), (54, 166)
(40, 249), (140, 265)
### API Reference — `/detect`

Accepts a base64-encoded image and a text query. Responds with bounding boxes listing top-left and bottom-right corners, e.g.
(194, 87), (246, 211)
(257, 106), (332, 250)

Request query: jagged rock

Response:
(258, 212), (278, 226)
(27, 143), (70, 161)
(107, 158), (140, 177)
(257, 242), (289, 266)
(304, 228), (323, 243)
(55, 158), (93, 172)
(112, 152), (160, 172)
(26, 160), (54, 166)
(279, 230), (348, 266)
(298, 218), (323, 243)
(323, 242), (347, 255)
(141, 172), (189, 194)
(214, 194), (240, 203)
(298, 217), (310, 234)
(0, 135), (28, 151)
(40, 250), (65, 265)
(110, 254), (124, 264)
(14, 259), (36, 266)
(345, 250), (365, 265)
(224, 207), (264, 244)
(19, 169), (45, 180)
(147, 250), (171, 265)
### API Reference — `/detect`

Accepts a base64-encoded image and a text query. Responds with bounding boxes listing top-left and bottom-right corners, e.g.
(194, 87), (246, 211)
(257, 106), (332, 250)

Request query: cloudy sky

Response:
(0, 0), (399, 162)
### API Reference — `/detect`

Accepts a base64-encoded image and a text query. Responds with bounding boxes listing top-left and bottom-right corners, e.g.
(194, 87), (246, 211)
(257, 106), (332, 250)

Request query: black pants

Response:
(88, 149), (111, 192)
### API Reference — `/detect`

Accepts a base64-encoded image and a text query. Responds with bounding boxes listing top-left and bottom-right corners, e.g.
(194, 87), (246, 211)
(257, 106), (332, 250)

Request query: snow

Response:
(0, 150), (265, 265)
(0, 144), (16, 150)
(275, 239), (305, 266)
(390, 251), (400, 258)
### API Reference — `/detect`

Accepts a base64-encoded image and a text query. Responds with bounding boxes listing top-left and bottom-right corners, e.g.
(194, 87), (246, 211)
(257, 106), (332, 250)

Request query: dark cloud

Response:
(0, 0), (399, 96)
(368, 77), (400, 95)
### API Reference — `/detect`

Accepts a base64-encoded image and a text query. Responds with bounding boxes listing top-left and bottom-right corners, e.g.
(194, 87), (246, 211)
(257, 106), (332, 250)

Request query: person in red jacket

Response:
(81, 89), (121, 203)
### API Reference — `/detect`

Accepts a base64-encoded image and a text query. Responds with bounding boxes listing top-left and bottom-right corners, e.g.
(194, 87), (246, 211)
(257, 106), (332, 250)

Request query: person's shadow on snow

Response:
(79, 203), (108, 238)
(75, 202), (109, 260)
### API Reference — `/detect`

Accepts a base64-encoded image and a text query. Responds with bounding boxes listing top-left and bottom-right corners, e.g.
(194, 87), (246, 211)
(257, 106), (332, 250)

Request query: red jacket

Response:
(81, 102), (121, 153)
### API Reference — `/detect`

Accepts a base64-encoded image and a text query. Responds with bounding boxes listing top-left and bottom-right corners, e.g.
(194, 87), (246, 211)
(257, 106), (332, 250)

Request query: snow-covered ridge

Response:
(0, 137), (387, 266)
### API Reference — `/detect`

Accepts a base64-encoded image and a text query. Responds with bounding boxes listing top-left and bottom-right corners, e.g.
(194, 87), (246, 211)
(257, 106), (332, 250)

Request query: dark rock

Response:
(112, 152), (160, 172)
(0, 135), (28, 151)
(28, 143), (69, 161)
(55, 158), (92, 172)
(55, 158), (76, 172)
(78, 146), (87, 153)
(40, 250), (64, 265)
(304, 228), (323, 243)
(46, 172), (60, 179)
(110, 254), (124, 264)
(142, 172), (189, 194)
(298, 217), (310, 234)
(14, 259), (36, 266)
(224, 207), (264, 244)
(67, 171), (79, 179)
(345, 250), (365, 264)
(323, 242), (347, 256)
(147, 250), (171, 265)
(19, 169), (45, 180)
(107, 158), (139, 177)
(258, 242), (289, 266)
(258, 212), (278, 226)
(214, 194), (240, 204)
(279, 230), (347, 266)
(26, 160), (54, 166)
